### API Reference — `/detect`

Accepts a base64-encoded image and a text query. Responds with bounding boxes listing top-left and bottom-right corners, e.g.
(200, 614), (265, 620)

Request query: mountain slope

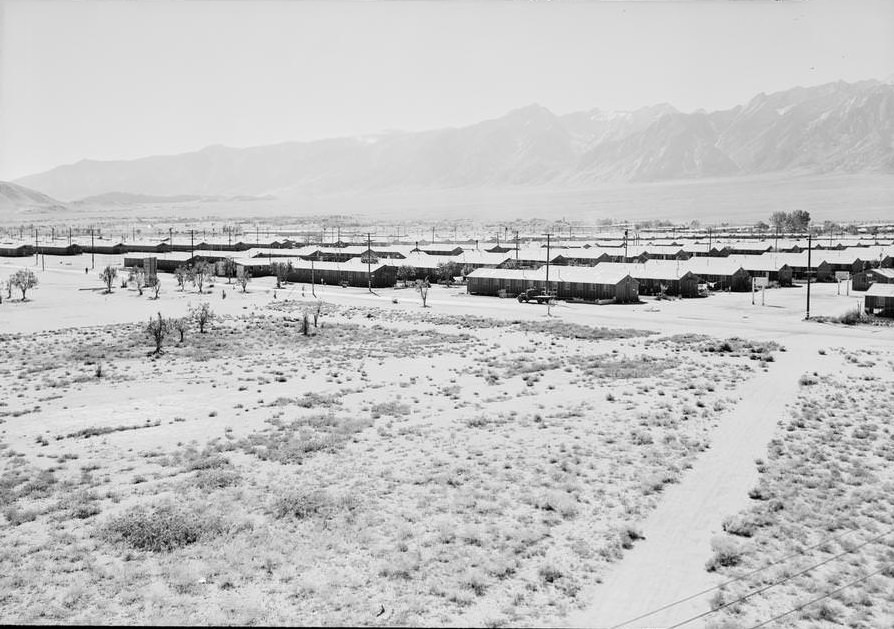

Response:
(15, 80), (894, 201)
(0, 181), (66, 213)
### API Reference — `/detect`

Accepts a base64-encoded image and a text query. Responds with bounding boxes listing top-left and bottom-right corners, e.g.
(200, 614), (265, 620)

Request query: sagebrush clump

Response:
(100, 501), (226, 552)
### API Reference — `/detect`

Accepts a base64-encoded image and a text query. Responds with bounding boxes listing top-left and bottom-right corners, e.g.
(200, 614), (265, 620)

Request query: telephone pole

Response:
(91, 226), (95, 269)
(544, 233), (551, 294)
(367, 232), (373, 293)
(805, 232), (812, 320)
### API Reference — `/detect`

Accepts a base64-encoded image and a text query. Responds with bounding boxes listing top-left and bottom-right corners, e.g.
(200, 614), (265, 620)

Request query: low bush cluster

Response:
(100, 501), (227, 552)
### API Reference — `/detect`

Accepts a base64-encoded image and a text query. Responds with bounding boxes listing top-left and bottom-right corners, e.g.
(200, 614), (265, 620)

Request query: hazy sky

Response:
(1, 0), (892, 180)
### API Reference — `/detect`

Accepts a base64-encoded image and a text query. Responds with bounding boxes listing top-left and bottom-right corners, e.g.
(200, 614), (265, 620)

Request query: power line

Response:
(746, 565), (890, 629)
(608, 526), (862, 629)
(666, 528), (893, 629)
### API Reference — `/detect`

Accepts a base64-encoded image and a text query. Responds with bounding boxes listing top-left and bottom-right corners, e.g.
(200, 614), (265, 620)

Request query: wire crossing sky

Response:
(1, 0), (892, 179)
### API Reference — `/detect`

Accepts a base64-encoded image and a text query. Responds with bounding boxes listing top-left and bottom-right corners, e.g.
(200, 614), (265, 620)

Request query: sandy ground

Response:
(1, 254), (891, 626)
(566, 336), (859, 628)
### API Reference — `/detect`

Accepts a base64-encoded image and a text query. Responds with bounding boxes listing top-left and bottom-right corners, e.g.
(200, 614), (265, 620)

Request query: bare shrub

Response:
(171, 317), (188, 343)
(619, 525), (645, 549)
(146, 275), (161, 299)
(100, 501), (226, 552)
(3, 505), (39, 526)
(191, 262), (212, 293)
(192, 468), (241, 490)
(721, 514), (756, 538)
(237, 269), (251, 293)
(174, 265), (188, 291)
(272, 489), (356, 520)
(146, 312), (170, 354)
(190, 302), (214, 333)
(705, 536), (743, 572)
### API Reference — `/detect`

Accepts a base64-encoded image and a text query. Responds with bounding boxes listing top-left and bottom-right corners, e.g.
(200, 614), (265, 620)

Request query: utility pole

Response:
(544, 233), (551, 295)
(169, 227), (173, 252)
(190, 230), (195, 260)
(431, 226), (435, 245)
(623, 229), (629, 261)
(68, 227), (72, 247)
(806, 233), (812, 320)
(310, 256), (316, 297)
(367, 232), (373, 293)
(91, 226), (95, 269)
(774, 225), (779, 252)
(515, 231), (519, 262)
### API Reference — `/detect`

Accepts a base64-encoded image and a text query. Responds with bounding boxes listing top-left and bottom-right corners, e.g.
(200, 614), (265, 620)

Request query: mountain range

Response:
(13, 79), (894, 203)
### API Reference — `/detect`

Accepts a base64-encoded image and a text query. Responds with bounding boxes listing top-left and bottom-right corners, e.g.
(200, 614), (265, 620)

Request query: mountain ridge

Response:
(14, 79), (894, 201)
(0, 181), (66, 213)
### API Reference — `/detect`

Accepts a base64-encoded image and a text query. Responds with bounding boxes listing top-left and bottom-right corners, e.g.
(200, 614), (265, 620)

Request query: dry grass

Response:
(709, 350), (894, 627)
(0, 301), (782, 625)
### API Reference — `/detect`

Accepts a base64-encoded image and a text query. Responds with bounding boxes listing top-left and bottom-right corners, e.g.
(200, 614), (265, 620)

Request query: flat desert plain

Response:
(0, 257), (892, 627)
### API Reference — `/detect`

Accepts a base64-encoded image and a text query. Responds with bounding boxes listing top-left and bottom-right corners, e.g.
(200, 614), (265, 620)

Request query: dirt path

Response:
(567, 336), (832, 629)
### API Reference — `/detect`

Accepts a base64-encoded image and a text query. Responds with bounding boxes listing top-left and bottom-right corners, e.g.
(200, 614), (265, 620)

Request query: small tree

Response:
(416, 278), (430, 308)
(4, 279), (11, 301)
(313, 300), (322, 327)
(396, 265), (417, 287)
(100, 265), (117, 294)
(237, 269), (251, 293)
(190, 302), (214, 333)
(174, 265), (188, 291)
(171, 317), (188, 343)
(192, 262), (211, 294)
(10, 269), (38, 300)
(146, 312), (170, 355)
(146, 275), (161, 299)
(272, 262), (289, 289)
(222, 258), (237, 284)
(789, 210), (811, 233)
(132, 268), (146, 296)
(437, 262), (461, 286)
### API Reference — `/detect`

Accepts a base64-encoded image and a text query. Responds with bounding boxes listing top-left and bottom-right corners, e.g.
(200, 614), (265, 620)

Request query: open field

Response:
(1, 256), (893, 626)
(8, 173), (894, 226)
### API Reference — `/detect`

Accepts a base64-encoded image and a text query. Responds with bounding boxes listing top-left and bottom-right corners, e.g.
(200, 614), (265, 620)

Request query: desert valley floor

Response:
(0, 260), (892, 627)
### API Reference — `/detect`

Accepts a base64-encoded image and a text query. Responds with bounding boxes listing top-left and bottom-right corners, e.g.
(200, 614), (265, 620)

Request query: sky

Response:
(1, 0), (892, 180)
